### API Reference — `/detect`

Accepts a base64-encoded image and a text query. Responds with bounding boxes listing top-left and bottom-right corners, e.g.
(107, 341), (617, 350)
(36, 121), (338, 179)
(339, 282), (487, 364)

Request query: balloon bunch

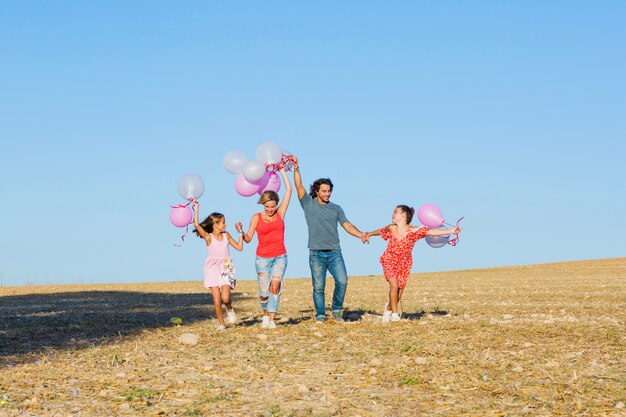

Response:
(417, 203), (464, 248)
(169, 173), (205, 246)
(223, 141), (295, 197)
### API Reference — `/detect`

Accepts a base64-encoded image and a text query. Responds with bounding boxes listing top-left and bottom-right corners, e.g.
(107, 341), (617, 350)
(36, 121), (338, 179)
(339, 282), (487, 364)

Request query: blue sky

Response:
(1, 2), (625, 286)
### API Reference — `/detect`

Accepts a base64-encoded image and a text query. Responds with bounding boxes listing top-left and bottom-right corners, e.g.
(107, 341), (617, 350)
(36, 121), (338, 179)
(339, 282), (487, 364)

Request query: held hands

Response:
(234, 222), (243, 233)
(361, 232), (370, 244)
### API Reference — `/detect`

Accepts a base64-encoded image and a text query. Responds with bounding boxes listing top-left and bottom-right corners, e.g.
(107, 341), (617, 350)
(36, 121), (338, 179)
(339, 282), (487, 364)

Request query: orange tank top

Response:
(256, 212), (286, 258)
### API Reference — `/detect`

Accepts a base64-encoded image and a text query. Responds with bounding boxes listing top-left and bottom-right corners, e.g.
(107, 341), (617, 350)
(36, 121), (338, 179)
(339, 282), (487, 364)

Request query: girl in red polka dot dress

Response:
(364, 205), (460, 323)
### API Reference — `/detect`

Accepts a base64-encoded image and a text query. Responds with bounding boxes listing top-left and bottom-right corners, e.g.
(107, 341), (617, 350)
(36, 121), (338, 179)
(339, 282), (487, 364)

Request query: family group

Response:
(192, 155), (460, 330)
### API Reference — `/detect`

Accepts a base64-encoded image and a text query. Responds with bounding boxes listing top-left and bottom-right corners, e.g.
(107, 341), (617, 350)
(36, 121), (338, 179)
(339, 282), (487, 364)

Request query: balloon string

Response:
(172, 198), (194, 247)
(446, 216), (464, 246)
(265, 155), (296, 172)
(173, 225), (189, 247)
(169, 199), (193, 210)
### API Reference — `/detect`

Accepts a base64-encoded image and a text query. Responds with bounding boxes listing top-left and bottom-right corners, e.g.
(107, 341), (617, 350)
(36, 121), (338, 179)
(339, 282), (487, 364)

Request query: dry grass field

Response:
(1, 258), (625, 417)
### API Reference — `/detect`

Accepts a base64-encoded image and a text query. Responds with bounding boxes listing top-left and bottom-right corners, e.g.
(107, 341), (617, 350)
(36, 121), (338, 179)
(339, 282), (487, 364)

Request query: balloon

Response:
(258, 171), (281, 194)
(235, 173), (262, 197)
(256, 141), (282, 164)
(254, 171), (271, 192)
(242, 160), (266, 183)
(177, 173), (205, 200)
(169, 205), (192, 228)
(425, 234), (449, 249)
(223, 150), (248, 174)
(418, 204), (444, 228)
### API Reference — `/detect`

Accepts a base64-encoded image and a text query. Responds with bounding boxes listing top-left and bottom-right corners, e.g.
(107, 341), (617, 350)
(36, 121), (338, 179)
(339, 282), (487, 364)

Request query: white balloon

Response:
(242, 160), (266, 183)
(178, 173), (205, 200)
(223, 150), (248, 174)
(256, 141), (282, 164)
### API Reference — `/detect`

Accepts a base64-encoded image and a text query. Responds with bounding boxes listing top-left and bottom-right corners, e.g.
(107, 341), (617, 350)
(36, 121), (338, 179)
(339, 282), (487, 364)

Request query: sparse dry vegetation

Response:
(1, 258), (625, 416)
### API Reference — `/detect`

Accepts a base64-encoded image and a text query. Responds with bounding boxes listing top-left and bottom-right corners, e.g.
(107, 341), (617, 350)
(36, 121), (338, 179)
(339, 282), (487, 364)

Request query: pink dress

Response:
(204, 233), (237, 289)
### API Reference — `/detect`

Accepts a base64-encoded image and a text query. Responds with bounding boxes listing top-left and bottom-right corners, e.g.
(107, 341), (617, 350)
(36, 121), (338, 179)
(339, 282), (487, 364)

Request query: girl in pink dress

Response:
(193, 200), (244, 330)
(365, 205), (460, 323)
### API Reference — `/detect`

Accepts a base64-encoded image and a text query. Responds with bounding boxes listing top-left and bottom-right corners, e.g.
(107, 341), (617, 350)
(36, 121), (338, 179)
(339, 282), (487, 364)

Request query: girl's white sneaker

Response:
(382, 303), (391, 323)
(226, 309), (237, 324)
(390, 313), (401, 322)
(261, 315), (271, 328)
(216, 324), (226, 331)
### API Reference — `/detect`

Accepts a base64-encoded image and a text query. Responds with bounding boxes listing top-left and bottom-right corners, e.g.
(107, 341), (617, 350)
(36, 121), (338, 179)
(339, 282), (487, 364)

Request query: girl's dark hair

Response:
(397, 205), (415, 224)
(309, 178), (333, 198)
(193, 212), (224, 236)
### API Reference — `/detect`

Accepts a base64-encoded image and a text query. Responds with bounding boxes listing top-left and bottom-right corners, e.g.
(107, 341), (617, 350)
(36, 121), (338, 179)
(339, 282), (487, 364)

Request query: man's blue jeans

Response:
(309, 249), (348, 319)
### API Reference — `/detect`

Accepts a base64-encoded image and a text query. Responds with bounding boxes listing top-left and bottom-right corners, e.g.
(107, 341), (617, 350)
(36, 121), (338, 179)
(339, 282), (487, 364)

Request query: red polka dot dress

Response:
(379, 226), (429, 289)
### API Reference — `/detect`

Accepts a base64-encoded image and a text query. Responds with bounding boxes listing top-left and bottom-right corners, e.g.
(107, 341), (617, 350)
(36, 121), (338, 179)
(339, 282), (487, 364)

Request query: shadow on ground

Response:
(343, 308), (378, 321)
(342, 308), (450, 321)
(0, 291), (253, 360)
(403, 309), (449, 320)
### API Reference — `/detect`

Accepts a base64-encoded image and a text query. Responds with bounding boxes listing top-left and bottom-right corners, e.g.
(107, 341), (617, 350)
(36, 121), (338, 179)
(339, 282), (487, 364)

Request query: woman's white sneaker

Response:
(261, 315), (271, 328)
(390, 313), (401, 322)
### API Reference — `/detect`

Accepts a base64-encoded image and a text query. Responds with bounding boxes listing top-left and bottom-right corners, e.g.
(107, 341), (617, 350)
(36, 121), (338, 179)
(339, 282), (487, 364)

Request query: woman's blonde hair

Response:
(258, 191), (280, 205)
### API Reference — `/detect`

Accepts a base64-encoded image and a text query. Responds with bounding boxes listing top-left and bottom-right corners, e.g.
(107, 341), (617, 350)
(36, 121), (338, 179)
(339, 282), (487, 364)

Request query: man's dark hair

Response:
(309, 178), (333, 199)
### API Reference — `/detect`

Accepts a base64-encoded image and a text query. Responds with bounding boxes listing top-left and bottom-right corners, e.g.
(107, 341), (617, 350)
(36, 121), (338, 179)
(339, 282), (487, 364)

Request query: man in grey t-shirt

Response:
(293, 156), (366, 321)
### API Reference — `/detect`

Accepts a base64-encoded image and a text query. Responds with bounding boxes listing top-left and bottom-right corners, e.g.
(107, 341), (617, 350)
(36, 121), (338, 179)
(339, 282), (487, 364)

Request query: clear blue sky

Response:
(1, 2), (625, 286)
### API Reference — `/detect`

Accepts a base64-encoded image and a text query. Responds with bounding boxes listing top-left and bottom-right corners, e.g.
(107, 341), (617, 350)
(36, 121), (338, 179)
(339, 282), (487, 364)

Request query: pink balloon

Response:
(235, 173), (262, 197)
(418, 204), (444, 228)
(169, 205), (192, 228)
(258, 171), (281, 194)
(255, 171), (271, 190)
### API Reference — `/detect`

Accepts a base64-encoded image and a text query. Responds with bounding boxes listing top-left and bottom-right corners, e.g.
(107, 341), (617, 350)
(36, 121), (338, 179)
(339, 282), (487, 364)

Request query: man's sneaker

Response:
(267, 320), (277, 329)
(332, 311), (345, 323)
(216, 324), (226, 331)
(390, 313), (401, 322)
(226, 309), (237, 324)
(261, 315), (271, 328)
(315, 315), (326, 322)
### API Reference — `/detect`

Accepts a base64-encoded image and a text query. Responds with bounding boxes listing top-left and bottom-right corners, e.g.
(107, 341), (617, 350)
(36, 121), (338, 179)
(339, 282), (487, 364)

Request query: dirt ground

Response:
(1, 258), (625, 416)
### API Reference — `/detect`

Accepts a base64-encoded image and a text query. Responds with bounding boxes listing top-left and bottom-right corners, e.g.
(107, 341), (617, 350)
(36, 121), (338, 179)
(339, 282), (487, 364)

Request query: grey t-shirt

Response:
(299, 194), (349, 250)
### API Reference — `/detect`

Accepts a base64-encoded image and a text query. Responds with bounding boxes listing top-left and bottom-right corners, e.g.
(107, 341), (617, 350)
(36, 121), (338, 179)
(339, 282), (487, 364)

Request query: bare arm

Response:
(363, 225), (390, 243)
(192, 200), (211, 242)
(242, 214), (259, 244)
(226, 229), (244, 251)
(366, 225), (389, 237)
(292, 156), (306, 200)
(425, 226), (460, 236)
(277, 167), (292, 218)
(341, 221), (366, 240)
